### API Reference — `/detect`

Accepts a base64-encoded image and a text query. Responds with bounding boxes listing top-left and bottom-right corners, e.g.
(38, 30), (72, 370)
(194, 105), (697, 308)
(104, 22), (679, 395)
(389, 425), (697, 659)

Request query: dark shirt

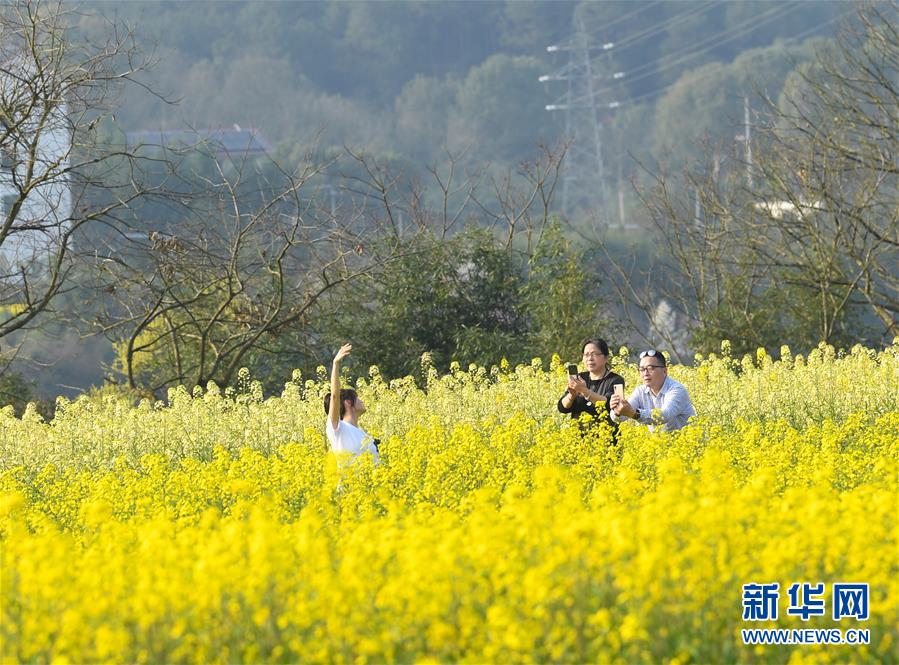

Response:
(557, 370), (625, 429)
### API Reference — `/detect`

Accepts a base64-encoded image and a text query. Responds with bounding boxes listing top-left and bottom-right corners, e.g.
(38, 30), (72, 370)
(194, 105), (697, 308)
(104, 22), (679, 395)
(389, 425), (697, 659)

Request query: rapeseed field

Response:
(1, 342), (897, 663)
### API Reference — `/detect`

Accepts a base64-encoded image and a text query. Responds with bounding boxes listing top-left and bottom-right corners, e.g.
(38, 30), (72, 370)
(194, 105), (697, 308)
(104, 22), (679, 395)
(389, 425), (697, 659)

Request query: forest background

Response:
(2, 0), (895, 411)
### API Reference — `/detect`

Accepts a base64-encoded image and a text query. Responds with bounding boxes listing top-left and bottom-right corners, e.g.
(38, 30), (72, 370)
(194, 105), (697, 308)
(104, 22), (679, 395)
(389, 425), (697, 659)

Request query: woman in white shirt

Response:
(324, 343), (379, 460)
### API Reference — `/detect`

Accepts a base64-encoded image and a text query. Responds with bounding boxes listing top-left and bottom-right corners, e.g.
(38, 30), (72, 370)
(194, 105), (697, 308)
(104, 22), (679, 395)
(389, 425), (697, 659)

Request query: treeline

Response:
(75, 1), (846, 209)
(3, 0), (894, 410)
(74, 143), (616, 396)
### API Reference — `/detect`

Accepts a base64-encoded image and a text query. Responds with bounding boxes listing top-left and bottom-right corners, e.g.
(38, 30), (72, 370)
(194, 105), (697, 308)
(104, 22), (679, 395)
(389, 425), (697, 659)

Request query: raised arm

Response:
(328, 343), (353, 430)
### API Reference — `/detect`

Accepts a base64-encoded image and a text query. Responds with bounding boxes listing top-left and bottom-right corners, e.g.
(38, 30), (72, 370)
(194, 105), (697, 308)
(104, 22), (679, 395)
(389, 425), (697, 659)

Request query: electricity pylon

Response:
(542, 19), (623, 221)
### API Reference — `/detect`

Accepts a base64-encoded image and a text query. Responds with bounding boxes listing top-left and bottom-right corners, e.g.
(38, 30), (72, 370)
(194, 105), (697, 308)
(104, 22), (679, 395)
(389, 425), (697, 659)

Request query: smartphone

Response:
(613, 384), (624, 398)
(567, 363), (579, 376)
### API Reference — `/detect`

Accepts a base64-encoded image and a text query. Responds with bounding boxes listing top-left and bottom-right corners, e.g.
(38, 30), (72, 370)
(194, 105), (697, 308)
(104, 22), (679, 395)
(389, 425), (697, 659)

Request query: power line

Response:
(546, 2), (713, 56)
(551, 1), (821, 111)
(597, 1), (807, 99)
(607, 2), (717, 53)
(784, 8), (851, 44)
(538, 1), (846, 219)
(583, 1), (661, 39)
(612, 1), (806, 83)
(548, 1), (662, 51)
(618, 9), (847, 108)
(542, 4), (724, 110)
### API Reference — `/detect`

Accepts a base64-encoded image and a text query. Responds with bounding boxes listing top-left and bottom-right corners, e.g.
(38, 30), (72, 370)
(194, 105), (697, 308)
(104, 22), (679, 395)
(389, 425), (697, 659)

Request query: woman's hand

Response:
(333, 343), (352, 365)
(568, 375), (587, 396)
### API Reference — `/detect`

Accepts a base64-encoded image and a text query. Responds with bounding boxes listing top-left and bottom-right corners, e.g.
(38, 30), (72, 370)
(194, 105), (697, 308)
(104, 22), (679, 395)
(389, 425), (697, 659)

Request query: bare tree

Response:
(753, 0), (898, 338)
(83, 143), (416, 392)
(341, 142), (565, 251)
(474, 143), (566, 254)
(324, 143), (604, 378)
(0, 0), (163, 340)
(594, 143), (787, 361)
(79, 138), (589, 391)
(596, 2), (898, 356)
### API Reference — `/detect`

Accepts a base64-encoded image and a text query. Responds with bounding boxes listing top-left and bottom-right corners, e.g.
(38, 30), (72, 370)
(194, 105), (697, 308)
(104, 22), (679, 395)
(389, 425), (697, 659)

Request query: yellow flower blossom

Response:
(0, 344), (897, 662)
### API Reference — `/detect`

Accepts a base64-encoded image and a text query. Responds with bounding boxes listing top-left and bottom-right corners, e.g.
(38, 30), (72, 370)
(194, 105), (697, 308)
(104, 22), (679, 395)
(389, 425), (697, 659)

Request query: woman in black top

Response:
(558, 338), (625, 434)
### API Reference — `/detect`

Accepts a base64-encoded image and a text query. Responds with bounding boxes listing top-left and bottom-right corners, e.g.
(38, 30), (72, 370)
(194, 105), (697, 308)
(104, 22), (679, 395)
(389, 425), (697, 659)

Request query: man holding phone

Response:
(610, 349), (695, 432)
(558, 338), (625, 438)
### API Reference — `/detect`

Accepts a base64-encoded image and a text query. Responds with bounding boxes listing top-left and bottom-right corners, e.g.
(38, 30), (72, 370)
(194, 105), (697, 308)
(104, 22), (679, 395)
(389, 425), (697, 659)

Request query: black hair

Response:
(324, 388), (358, 419)
(581, 337), (611, 357)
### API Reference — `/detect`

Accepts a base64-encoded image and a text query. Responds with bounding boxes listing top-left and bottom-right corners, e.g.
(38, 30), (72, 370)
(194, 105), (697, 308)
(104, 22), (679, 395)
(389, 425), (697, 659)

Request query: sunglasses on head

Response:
(639, 349), (666, 368)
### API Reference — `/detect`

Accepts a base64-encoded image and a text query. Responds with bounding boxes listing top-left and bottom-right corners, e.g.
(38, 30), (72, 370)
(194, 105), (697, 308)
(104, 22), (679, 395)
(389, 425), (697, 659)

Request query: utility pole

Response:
(733, 95), (753, 189)
(541, 19), (622, 222)
(694, 187), (702, 227)
(743, 95), (753, 188)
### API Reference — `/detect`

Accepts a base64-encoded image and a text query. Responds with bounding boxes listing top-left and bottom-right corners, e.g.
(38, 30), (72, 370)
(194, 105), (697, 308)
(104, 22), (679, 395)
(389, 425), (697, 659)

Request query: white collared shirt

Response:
(611, 375), (696, 432)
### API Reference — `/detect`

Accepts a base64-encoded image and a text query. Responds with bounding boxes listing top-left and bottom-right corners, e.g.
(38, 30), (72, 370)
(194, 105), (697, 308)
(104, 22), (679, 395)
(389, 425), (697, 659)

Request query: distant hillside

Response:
(75, 0), (847, 218)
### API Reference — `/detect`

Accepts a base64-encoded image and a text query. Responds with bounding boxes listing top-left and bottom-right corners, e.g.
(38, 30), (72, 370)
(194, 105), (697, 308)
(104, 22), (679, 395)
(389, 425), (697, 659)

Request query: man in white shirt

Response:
(325, 343), (379, 460)
(610, 349), (696, 432)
